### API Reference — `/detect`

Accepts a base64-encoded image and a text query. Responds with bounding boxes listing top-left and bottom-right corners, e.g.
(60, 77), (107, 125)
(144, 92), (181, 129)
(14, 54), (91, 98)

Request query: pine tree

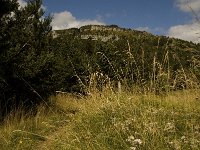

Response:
(0, 0), (53, 120)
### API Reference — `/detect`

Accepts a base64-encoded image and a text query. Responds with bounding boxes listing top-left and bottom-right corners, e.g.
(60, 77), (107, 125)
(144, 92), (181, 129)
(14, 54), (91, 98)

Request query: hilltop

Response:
(53, 25), (153, 41)
(53, 25), (199, 45)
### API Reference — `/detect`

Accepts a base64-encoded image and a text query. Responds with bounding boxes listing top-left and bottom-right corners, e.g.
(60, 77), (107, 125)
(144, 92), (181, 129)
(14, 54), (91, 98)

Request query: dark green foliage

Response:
(0, 0), (53, 120)
(0, 0), (18, 18)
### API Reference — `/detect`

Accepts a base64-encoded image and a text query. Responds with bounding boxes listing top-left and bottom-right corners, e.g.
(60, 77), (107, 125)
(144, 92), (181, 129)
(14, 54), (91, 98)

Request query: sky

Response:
(18, 0), (200, 43)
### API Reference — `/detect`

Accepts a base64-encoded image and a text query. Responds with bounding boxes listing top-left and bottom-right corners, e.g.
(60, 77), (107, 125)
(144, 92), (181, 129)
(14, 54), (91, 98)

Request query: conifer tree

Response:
(0, 0), (53, 119)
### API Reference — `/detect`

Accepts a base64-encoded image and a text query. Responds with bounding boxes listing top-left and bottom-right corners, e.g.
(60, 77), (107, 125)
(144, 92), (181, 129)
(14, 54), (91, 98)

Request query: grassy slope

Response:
(0, 89), (200, 150)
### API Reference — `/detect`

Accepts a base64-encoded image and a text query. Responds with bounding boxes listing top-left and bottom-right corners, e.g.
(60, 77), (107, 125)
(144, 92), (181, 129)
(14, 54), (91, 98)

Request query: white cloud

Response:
(168, 23), (200, 43)
(153, 27), (166, 34)
(18, 0), (27, 7)
(51, 11), (105, 30)
(175, 0), (200, 13)
(166, 0), (200, 43)
(135, 26), (150, 32)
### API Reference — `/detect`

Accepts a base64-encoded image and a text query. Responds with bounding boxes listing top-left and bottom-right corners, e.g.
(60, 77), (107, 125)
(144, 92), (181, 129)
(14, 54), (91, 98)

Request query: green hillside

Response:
(52, 25), (200, 93)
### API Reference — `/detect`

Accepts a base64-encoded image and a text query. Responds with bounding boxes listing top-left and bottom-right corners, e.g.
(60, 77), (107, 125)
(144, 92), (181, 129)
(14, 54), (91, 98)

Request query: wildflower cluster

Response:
(126, 135), (142, 150)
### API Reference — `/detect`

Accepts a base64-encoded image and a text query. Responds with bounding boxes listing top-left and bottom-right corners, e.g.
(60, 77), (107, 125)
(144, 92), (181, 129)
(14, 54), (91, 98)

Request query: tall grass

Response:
(33, 89), (200, 150)
(0, 84), (199, 149)
(0, 99), (74, 150)
(94, 37), (199, 96)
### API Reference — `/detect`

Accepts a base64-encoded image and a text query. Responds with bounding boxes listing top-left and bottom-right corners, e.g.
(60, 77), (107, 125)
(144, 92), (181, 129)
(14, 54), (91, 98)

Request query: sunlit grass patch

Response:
(0, 89), (199, 149)
(0, 101), (73, 150)
(44, 89), (200, 150)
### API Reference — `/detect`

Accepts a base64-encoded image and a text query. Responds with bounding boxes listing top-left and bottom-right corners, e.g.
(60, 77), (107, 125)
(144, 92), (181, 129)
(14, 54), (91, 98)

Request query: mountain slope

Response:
(51, 25), (200, 93)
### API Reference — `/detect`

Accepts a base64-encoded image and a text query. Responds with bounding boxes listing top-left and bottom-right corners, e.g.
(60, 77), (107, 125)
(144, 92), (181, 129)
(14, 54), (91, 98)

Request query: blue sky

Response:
(18, 0), (200, 43)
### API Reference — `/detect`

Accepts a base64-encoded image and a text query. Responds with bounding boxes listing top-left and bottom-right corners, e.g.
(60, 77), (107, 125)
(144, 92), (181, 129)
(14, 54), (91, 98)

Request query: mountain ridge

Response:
(53, 24), (199, 45)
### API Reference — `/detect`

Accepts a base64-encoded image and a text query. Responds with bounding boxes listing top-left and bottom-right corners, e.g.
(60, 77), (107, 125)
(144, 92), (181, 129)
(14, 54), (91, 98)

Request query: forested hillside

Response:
(52, 25), (200, 93)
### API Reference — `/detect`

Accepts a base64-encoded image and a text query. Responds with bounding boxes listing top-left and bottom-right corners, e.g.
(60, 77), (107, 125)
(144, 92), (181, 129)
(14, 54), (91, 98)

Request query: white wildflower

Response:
(168, 141), (173, 145)
(127, 135), (142, 147)
(181, 136), (185, 140)
(133, 139), (142, 145)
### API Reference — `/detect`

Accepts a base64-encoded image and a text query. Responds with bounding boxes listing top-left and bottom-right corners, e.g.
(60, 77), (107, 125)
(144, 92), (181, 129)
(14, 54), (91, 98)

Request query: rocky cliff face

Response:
(53, 25), (153, 42)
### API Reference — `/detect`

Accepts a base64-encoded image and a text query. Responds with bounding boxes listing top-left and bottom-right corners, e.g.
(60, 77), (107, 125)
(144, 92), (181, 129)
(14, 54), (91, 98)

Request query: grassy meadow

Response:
(0, 88), (199, 150)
